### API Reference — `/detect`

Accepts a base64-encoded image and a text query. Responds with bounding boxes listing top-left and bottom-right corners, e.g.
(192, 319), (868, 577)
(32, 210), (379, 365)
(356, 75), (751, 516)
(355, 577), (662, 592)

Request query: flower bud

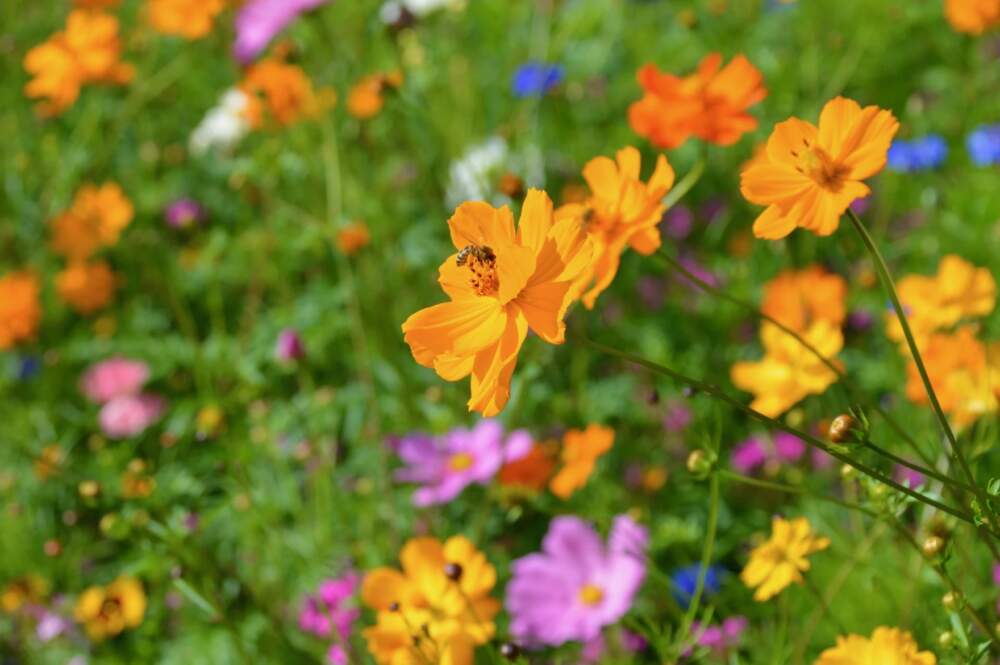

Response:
(686, 450), (713, 478)
(942, 591), (961, 611)
(839, 464), (855, 480)
(938, 631), (953, 648)
(829, 414), (860, 443)
(921, 536), (945, 557)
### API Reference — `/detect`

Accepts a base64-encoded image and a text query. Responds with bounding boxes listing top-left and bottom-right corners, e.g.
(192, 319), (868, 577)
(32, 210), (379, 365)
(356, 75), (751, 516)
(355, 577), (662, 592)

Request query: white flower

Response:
(189, 89), (252, 156)
(445, 137), (508, 209)
(379, 0), (454, 23)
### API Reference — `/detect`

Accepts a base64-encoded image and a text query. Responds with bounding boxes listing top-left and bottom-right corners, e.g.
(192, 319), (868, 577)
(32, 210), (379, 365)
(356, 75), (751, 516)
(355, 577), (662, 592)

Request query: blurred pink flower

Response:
(685, 616), (747, 657)
(299, 571), (359, 665)
(233, 0), (333, 64)
(730, 433), (808, 474)
(730, 436), (767, 474)
(99, 394), (166, 439)
(894, 465), (926, 488)
(773, 433), (805, 462)
(165, 198), (205, 229)
(80, 357), (150, 404)
(275, 328), (306, 362)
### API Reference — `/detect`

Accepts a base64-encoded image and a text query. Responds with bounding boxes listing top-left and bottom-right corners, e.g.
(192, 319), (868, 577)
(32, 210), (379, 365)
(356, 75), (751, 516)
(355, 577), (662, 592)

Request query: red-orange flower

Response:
(0, 271), (42, 350)
(945, 0), (1000, 33)
(402, 190), (594, 416)
(336, 221), (371, 256)
(741, 97), (898, 240)
(148, 0), (226, 39)
(628, 53), (766, 149)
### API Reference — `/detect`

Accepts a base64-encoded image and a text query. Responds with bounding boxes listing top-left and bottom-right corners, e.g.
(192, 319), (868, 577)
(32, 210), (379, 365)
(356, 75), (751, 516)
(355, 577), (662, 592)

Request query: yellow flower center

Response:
(578, 584), (604, 606)
(448, 452), (474, 471)
(791, 140), (850, 191)
(457, 245), (499, 296)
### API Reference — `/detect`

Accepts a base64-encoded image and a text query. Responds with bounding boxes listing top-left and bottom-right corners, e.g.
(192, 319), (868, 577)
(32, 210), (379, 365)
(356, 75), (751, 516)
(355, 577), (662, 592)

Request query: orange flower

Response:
(121, 459), (155, 498)
(148, 0), (225, 39)
(762, 265), (847, 333)
(402, 189), (593, 416)
(0, 271), (42, 350)
(74, 576), (146, 641)
(558, 147), (675, 309)
(336, 221), (371, 255)
(34, 445), (65, 480)
(549, 424), (614, 499)
(75, 0), (121, 7)
(347, 70), (403, 119)
(742, 97), (898, 240)
(628, 53), (766, 149)
(240, 54), (330, 127)
(56, 261), (118, 315)
(890, 254), (995, 346)
(1, 576), (49, 614)
(499, 441), (555, 492)
(945, 0), (1000, 33)
(51, 182), (134, 260)
(23, 10), (133, 116)
(731, 321), (843, 417)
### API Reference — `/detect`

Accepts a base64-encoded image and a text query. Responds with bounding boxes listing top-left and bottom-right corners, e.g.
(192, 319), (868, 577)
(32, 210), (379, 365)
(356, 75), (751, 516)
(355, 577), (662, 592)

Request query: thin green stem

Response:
(802, 576), (847, 635)
(719, 470), (879, 517)
(663, 158), (705, 210)
(863, 441), (975, 493)
(680, 473), (720, 636)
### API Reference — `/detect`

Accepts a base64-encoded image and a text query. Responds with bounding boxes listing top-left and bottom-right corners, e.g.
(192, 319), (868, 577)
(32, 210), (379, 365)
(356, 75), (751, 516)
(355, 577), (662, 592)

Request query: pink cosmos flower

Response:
(506, 515), (648, 647)
(391, 420), (531, 507)
(730, 433), (807, 474)
(299, 572), (359, 665)
(80, 358), (150, 404)
(99, 394), (166, 439)
(233, 0), (333, 64)
(730, 436), (768, 474)
(165, 198), (205, 229)
(684, 616), (747, 657)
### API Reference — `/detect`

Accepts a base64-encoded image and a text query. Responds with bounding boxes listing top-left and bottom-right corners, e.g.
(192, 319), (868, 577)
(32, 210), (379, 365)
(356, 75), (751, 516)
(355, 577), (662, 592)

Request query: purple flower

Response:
(298, 572), (360, 643)
(686, 616), (747, 656)
(34, 608), (71, 642)
(506, 515), (648, 646)
(275, 328), (306, 362)
(164, 198), (205, 229)
(391, 420), (531, 507)
(849, 197), (871, 215)
(233, 0), (333, 64)
(663, 402), (692, 432)
(993, 564), (1000, 587)
(894, 465), (926, 488)
(773, 433), (805, 463)
(730, 437), (768, 474)
(661, 205), (694, 240)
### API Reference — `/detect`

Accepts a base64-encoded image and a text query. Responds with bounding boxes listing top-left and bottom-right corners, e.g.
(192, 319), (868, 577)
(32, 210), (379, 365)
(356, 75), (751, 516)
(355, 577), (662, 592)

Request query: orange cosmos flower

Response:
(402, 189), (594, 416)
(945, 0), (1000, 33)
(499, 440), (556, 492)
(761, 265), (847, 333)
(816, 627), (936, 665)
(628, 53), (766, 149)
(240, 54), (327, 127)
(336, 221), (371, 256)
(75, 0), (121, 6)
(557, 146), (674, 309)
(148, 0), (225, 39)
(549, 424), (615, 499)
(74, 576), (146, 641)
(23, 10), (134, 116)
(51, 182), (134, 260)
(731, 321), (843, 417)
(56, 261), (118, 315)
(742, 97), (898, 240)
(0, 271), (42, 350)
(347, 70), (404, 119)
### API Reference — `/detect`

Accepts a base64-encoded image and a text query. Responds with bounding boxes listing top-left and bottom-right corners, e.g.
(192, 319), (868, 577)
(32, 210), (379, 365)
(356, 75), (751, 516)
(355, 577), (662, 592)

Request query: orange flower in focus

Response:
(628, 53), (766, 149)
(148, 0), (225, 39)
(731, 322), (843, 417)
(499, 441), (555, 492)
(549, 424), (614, 499)
(890, 254), (995, 346)
(742, 97), (898, 240)
(945, 0), (1000, 33)
(56, 261), (118, 315)
(762, 265), (847, 333)
(240, 54), (328, 127)
(558, 147), (675, 309)
(402, 190), (594, 416)
(347, 71), (403, 119)
(51, 182), (134, 260)
(23, 10), (134, 116)
(336, 221), (371, 256)
(0, 271), (42, 350)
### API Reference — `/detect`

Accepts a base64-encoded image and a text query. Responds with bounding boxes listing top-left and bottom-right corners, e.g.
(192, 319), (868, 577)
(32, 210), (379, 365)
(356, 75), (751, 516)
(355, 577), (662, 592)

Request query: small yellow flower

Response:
(74, 576), (146, 640)
(740, 516), (829, 602)
(814, 626), (936, 665)
(1, 575), (49, 613)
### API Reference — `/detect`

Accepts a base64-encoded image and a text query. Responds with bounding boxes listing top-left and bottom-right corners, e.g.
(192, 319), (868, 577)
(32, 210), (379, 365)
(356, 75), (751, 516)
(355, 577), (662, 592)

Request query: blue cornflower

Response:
(967, 124), (1000, 166)
(886, 135), (948, 172)
(670, 563), (724, 608)
(511, 62), (564, 98)
(16, 356), (41, 381)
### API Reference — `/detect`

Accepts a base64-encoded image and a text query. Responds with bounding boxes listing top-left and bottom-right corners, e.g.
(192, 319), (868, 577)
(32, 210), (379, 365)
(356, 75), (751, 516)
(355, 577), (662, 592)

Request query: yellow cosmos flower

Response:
(558, 146), (675, 308)
(549, 423), (615, 499)
(402, 189), (594, 416)
(741, 97), (898, 239)
(74, 576), (146, 641)
(730, 321), (843, 418)
(741, 516), (829, 602)
(362, 536), (499, 665)
(815, 626), (936, 665)
(761, 264), (847, 333)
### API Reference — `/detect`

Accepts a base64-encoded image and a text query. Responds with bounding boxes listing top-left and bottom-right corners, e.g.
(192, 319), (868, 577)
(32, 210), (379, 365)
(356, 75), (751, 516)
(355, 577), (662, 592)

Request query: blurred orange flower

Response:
(945, 0), (1000, 33)
(402, 189), (594, 416)
(558, 146), (675, 309)
(121, 459), (156, 498)
(23, 10), (134, 116)
(74, 576), (146, 641)
(1, 576), (49, 614)
(731, 321), (843, 417)
(336, 221), (371, 255)
(0, 271), (42, 350)
(628, 53), (766, 149)
(816, 627), (936, 665)
(74, 0), (121, 6)
(549, 424), (615, 499)
(34, 445), (65, 480)
(241, 54), (331, 127)
(741, 97), (898, 240)
(56, 261), (118, 315)
(347, 70), (403, 119)
(762, 265), (847, 333)
(148, 0), (225, 39)
(51, 182), (134, 260)
(499, 441), (555, 492)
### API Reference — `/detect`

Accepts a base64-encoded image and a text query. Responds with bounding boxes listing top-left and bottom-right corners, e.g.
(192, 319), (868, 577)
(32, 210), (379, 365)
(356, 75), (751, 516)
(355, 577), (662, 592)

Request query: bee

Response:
(455, 245), (495, 266)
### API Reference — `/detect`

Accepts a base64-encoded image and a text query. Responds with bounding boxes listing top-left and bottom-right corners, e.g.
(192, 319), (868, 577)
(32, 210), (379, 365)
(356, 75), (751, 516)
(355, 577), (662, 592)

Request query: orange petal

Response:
(765, 117), (819, 167)
(751, 204), (797, 240)
(361, 568), (410, 611)
(402, 298), (505, 367)
(468, 307), (528, 415)
(448, 201), (515, 252)
(582, 156), (621, 203)
(740, 163), (813, 206)
(515, 188), (554, 254)
(517, 280), (572, 343)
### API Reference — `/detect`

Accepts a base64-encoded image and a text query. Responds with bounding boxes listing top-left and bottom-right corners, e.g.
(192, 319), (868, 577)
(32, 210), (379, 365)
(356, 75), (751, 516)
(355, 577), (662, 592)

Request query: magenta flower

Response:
(506, 515), (648, 647)
(299, 572), (359, 665)
(275, 328), (306, 362)
(730, 436), (768, 474)
(685, 616), (747, 657)
(164, 198), (205, 229)
(80, 357), (150, 403)
(773, 433), (805, 463)
(233, 0), (333, 64)
(730, 433), (807, 474)
(99, 394), (166, 439)
(391, 419), (531, 507)
(895, 465), (926, 488)
(663, 401), (692, 432)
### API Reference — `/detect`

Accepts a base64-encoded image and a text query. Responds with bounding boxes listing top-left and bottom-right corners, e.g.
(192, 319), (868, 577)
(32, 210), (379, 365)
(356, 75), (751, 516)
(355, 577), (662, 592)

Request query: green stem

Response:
(863, 441), (975, 493)
(802, 576), (847, 635)
(680, 473), (720, 636)
(719, 470), (879, 517)
(663, 158), (705, 210)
